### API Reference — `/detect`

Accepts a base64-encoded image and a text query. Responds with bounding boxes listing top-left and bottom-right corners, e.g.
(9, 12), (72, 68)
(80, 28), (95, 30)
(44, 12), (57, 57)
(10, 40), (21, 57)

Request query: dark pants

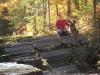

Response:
(57, 29), (70, 37)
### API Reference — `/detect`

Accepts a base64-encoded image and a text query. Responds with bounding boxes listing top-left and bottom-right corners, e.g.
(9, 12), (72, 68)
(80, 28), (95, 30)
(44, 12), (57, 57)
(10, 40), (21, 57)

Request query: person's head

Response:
(57, 12), (63, 18)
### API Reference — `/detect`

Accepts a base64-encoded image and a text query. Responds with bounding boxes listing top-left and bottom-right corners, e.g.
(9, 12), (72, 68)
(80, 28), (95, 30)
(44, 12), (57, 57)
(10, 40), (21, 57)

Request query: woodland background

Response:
(0, 0), (100, 43)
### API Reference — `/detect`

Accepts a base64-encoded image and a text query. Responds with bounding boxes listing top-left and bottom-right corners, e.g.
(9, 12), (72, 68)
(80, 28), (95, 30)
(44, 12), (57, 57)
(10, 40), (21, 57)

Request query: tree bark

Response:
(34, 16), (37, 32)
(56, 4), (59, 16)
(84, 0), (87, 5)
(32, 2), (37, 33)
(43, 0), (46, 31)
(48, 0), (51, 29)
(67, 0), (71, 17)
(93, 0), (98, 42)
(93, 0), (96, 25)
(74, 0), (79, 10)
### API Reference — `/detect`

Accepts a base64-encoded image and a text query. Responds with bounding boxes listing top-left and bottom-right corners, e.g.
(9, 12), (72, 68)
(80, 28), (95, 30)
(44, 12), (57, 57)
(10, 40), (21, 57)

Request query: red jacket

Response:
(56, 19), (69, 29)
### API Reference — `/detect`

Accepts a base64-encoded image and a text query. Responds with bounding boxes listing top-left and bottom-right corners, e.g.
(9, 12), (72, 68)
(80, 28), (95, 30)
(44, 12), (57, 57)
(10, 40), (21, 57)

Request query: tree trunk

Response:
(67, 0), (71, 17)
(84, 0), (87, 5)
(56, 4), (59, 16)
(74, 0), (79, 10)
(93, 0), (96, 29)
(93, 0), (97, 42)
(34, 16), (37, 32)
(43, 0), (46, 32)
(32, 2), (37, 33)
(48, 0), (51, 29)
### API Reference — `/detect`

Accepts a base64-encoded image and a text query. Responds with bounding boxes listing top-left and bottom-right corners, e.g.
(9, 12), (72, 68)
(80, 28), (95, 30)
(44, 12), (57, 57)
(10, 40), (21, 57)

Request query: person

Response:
(56, 12), (71, 47)
(56, 12), (70, 37)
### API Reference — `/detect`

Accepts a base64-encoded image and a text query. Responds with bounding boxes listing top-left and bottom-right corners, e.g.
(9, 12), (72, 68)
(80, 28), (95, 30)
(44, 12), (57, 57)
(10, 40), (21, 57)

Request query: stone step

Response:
(43, 65), (80, 75)
(3, 35), (98, 71)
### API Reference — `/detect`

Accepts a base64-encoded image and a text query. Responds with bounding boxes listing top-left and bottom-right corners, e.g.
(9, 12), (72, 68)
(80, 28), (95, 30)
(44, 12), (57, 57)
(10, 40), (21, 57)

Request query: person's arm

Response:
(56, 19), (60, 29)
(64, 19), (69, 29)
(56, 20), (58, 26)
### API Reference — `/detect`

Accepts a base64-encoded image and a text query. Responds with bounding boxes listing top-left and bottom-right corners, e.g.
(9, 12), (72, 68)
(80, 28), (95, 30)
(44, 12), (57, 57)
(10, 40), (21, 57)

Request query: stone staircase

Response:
(4, 35), (99, 73)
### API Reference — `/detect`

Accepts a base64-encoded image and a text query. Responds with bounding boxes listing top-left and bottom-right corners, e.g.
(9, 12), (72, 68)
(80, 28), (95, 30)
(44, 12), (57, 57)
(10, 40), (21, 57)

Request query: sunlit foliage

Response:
(0, 0), (99, 39)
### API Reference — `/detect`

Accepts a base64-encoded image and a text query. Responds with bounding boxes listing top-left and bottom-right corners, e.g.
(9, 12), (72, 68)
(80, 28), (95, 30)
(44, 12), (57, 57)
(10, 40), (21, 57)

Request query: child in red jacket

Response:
(56, 13), (70, 37)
